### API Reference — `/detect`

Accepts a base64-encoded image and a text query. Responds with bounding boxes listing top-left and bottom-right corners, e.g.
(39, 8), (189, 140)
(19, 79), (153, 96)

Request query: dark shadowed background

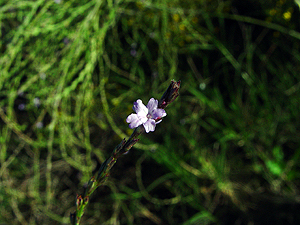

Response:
(1, 0), (300, 224)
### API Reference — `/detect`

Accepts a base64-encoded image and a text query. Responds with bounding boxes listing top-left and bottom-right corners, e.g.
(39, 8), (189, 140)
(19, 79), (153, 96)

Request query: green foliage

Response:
(1, 0), (300, 224)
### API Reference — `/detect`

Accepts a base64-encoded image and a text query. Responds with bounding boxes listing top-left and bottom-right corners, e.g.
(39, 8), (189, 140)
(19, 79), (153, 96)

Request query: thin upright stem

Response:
(70, 80), (180, 225)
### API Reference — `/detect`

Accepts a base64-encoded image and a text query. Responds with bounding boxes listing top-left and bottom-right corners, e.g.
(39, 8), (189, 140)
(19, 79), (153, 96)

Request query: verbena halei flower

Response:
(126, 98), (166, 133)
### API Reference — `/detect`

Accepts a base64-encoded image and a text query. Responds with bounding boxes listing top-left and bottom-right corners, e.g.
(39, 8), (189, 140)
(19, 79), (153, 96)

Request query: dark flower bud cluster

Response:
(158, 80), (181, 109)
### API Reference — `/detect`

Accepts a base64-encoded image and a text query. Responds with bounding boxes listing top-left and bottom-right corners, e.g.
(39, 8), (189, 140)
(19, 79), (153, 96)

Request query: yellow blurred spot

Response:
(136, 1), (144, 9)
(165, 32), (171, 39)
(111, 98), (119, 106)
(295, 0), (300, 8)
(173, 14), (180, 22)
(283, 11), (292, 21)
(179, 24), (185, 31)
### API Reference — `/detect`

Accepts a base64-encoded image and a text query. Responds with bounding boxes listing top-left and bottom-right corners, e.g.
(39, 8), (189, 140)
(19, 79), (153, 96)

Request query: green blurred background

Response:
(1, 0), (300, 224)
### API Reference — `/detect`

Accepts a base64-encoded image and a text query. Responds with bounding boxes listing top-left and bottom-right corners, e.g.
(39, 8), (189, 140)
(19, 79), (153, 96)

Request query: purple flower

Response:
(126, 98), (167, 133)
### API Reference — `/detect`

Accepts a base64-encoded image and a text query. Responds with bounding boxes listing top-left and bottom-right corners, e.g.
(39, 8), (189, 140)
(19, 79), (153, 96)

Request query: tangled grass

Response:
(1, 0), (300, 224)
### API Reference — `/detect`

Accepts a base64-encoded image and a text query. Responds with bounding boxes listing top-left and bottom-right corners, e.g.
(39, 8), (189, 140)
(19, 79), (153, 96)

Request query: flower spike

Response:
(71, 80), (180, 225)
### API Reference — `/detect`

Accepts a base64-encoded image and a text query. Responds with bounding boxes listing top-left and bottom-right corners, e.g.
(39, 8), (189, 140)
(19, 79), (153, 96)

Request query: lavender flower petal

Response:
(133, 99), (148, 116)
(147, 98), (158, 112)
(152, 108), (167, 119)
(126, 113), (144, 129)
(143, 119), (156, 133)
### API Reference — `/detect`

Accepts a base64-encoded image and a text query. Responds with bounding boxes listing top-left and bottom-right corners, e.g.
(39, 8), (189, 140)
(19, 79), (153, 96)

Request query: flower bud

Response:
(158, 80), (181, 109)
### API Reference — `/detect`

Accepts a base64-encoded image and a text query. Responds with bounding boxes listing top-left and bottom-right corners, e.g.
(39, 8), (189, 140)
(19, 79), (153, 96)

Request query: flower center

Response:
(146, 113), (152, 119)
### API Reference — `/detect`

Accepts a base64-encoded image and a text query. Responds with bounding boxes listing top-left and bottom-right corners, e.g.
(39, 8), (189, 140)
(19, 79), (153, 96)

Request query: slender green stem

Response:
(70, 80), (181, 225)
